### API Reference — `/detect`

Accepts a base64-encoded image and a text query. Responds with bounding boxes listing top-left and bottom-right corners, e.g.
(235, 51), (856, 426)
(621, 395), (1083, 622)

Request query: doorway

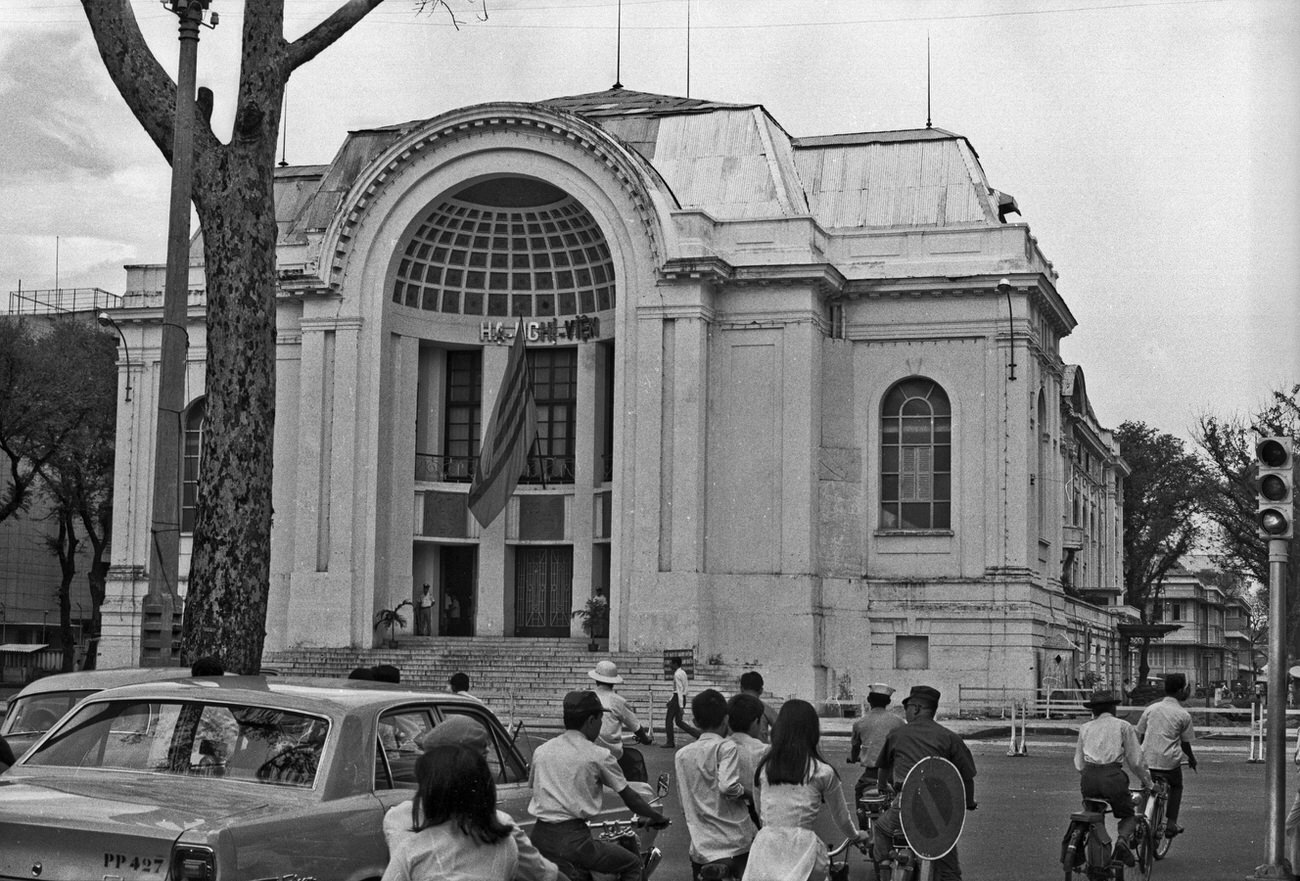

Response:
(514, 546), (573, 637)
(440, 546), (476, 636)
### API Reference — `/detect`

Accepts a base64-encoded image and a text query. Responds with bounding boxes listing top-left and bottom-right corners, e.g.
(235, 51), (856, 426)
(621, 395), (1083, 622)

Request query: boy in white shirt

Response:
(675, 689), (756, 880)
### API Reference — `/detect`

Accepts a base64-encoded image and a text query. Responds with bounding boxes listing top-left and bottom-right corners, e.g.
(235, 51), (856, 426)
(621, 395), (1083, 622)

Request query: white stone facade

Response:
(100, 89), (1128, 701)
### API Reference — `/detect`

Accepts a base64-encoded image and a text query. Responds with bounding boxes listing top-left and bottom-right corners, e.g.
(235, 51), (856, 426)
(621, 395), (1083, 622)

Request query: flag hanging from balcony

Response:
(468, 324), (538, 528)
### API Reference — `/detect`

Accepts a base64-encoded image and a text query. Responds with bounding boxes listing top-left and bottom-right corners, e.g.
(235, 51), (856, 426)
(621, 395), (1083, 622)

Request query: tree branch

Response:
(81, 1), (184, 161)
(285, 0), (387, 72)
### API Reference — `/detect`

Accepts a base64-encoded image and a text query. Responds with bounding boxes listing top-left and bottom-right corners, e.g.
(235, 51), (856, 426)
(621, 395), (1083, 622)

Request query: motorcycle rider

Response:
(847, 683), (905, 804)
(528, 690), (670, 881)
(588, 660), (654, 782)
(872, 686), (977, 881)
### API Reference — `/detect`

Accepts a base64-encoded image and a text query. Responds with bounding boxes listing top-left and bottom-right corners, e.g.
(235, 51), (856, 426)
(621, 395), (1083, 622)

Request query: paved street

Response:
(634, 735), (1273, 881)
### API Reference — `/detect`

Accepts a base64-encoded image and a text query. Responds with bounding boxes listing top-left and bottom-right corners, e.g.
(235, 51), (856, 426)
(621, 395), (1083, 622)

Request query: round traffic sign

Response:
(898, 756), (967, 860)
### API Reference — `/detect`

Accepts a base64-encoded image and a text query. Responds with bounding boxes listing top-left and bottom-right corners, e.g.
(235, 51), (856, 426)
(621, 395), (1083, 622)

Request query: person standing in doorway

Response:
(663, 656), (701, 749)
(416, 584), (434, 636)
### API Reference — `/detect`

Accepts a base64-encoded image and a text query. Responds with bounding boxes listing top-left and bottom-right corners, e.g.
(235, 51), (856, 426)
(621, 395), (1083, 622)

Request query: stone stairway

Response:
(263, 637), (741, 727)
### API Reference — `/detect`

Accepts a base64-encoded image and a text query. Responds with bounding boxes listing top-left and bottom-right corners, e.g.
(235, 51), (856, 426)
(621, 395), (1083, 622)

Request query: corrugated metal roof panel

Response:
(795, 139), (995, 228)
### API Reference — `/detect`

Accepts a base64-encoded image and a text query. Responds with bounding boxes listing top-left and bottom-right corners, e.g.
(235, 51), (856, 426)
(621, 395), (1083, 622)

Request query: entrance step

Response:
(263, 638), (740, 726)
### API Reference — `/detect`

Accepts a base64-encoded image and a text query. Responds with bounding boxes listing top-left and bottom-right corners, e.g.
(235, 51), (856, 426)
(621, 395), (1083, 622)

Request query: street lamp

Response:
(97, 311), (133, 401)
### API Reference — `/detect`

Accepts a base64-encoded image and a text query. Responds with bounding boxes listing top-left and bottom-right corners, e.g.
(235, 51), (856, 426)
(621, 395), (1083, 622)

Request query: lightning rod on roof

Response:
(926, 32), (932, 129)
(613, 0), (622, 89)
(686, 0), (692, 98)
(279, 86), (289, 167)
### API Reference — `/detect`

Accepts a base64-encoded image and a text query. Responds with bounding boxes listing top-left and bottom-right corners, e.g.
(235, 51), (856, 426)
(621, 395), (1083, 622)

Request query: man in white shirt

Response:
(1074, 689), (1153, 867)
(1135, 673), (1197, 838)
(663, 656), (701, 748)
(675, 689), (756, 880)
(587, 661), (653, 780)
(416, 584), (434, 635)
(528, 691), (670, 881)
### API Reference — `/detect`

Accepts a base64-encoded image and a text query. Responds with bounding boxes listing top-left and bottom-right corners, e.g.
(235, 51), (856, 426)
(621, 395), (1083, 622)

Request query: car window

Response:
(375, 708), (436, 790)
(0, 691), (96, 736)
(24, 699), (329, 787)
(438, 707), (527, 785)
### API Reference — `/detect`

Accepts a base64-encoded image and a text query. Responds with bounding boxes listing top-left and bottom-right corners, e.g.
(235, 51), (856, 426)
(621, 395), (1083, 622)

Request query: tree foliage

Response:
(0, 320), (103, 524)
(34, 319), (119, 672)
(1116, 421), (1215, 679)
(1195, 384), (1300, 657)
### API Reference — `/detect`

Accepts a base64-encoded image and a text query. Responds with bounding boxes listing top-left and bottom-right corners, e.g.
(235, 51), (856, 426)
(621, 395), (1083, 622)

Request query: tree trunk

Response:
(53, 510), (79, 673)
(182, 140), (279, 676)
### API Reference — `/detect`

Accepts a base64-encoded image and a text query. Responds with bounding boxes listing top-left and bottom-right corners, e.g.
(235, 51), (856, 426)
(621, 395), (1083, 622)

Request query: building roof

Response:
(538, 86), (757, 118)
(267, 86), (1016, 256)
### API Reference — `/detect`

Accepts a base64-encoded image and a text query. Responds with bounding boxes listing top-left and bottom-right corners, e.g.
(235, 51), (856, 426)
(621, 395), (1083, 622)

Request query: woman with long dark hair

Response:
(381, 744), (560, 881)
(741, 700), (870, 881)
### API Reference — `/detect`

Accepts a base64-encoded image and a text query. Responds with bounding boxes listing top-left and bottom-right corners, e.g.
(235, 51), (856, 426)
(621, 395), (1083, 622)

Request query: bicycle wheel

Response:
(1132, 820), (1154, 881)
(1153, 801), (1172, 860)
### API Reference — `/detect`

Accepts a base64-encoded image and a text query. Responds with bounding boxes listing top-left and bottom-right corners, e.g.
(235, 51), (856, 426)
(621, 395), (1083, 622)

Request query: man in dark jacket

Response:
(872, 685), (978, 880)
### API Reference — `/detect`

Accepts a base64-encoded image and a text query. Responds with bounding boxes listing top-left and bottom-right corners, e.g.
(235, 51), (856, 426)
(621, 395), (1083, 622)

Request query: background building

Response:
(99, 88), (1132, 699)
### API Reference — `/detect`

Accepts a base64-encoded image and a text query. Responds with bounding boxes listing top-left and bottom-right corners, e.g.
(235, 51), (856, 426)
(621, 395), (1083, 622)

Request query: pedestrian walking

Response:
(663, 656), (701, 748)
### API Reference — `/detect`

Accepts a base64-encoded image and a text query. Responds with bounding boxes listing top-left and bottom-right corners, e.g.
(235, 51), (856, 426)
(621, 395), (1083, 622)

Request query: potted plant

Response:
(373, 599), (413, 648)
(572, 595), (609, 651)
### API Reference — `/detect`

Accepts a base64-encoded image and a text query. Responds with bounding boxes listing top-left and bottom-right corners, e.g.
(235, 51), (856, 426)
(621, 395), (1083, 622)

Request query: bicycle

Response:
(1061, 789), (1155, 881)
(1137, 777), (1174, 860)
(856, 787), (894, 878)
(827, 837), (869, 881)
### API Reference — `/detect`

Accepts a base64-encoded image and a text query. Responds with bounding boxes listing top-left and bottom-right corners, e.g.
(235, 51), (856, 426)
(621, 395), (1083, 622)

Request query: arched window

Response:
(880, 378), (951, 530)
(181, 398), (206, 533)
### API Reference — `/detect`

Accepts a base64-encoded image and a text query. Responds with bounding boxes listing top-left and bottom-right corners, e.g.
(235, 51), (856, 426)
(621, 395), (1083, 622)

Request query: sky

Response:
(1, 0), (1297, 442)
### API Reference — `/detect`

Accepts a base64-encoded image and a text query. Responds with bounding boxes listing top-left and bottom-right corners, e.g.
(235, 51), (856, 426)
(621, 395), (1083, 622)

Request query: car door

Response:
(435, 705), (533, 823)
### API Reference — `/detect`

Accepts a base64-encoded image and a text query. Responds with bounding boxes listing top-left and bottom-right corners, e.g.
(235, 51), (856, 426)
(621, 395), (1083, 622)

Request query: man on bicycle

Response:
(528, 691), (670, 881)
(1074, 689), (1152, 866)
(872, 686), (977, 881)
(1136, 673), (1197, 839)
(847, 683), (905, 804)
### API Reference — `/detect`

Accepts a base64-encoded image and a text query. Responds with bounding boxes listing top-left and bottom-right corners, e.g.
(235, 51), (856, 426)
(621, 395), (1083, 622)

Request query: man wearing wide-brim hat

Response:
(848, 683), (905, 803)
(1074, 688), (1153, 867)
(872, 685), (978, 881)
(587, 661), (653, 770)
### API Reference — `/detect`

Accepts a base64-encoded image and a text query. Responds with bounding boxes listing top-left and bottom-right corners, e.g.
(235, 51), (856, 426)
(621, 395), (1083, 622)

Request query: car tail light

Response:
(171, 845), (216, 881)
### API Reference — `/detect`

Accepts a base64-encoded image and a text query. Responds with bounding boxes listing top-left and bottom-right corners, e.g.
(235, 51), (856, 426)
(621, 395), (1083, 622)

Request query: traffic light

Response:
(1256, 436), (1293, 539)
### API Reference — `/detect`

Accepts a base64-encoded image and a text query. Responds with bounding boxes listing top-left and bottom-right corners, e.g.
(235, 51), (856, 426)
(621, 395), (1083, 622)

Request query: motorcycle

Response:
(589, 771), (672, 881)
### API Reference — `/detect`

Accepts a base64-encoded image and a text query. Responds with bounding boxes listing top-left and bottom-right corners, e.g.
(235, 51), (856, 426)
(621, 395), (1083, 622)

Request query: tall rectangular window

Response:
(525, 348), (577, 484)
(181, 399), (206, 533)
(443, 350), (481, 481)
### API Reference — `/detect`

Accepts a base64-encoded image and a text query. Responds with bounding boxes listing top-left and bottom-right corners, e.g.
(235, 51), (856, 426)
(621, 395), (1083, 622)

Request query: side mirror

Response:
(655, 771), (671, 799)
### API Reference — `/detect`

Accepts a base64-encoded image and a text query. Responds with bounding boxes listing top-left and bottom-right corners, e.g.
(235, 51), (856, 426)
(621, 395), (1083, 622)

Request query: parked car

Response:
(0, 677), (537, 881)
(0, 667), (195, 762)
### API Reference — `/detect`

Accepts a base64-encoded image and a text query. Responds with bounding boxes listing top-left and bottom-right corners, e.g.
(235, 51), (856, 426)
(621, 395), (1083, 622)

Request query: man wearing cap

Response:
(848, 683), (906, 804)
(529, 690), (671, 881)
(588, 660), (654, 776)
(1075, 689), (1152, 867)
(871, 685), (978, 880)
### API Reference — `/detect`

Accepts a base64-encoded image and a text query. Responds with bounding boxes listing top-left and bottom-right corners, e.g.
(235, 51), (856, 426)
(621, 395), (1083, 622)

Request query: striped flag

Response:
(468, 324), (538, 528)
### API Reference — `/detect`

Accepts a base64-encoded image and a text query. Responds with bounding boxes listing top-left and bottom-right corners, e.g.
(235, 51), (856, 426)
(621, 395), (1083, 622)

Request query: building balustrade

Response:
(414, 453), (585, 485)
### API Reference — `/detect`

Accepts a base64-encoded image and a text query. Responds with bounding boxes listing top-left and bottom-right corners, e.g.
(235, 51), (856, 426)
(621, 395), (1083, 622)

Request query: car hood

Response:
(0, 771), (313, 880)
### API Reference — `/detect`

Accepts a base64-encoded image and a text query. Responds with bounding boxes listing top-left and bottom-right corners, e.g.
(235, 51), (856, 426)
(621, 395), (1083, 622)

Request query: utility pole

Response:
(142, 0), (215, 667)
